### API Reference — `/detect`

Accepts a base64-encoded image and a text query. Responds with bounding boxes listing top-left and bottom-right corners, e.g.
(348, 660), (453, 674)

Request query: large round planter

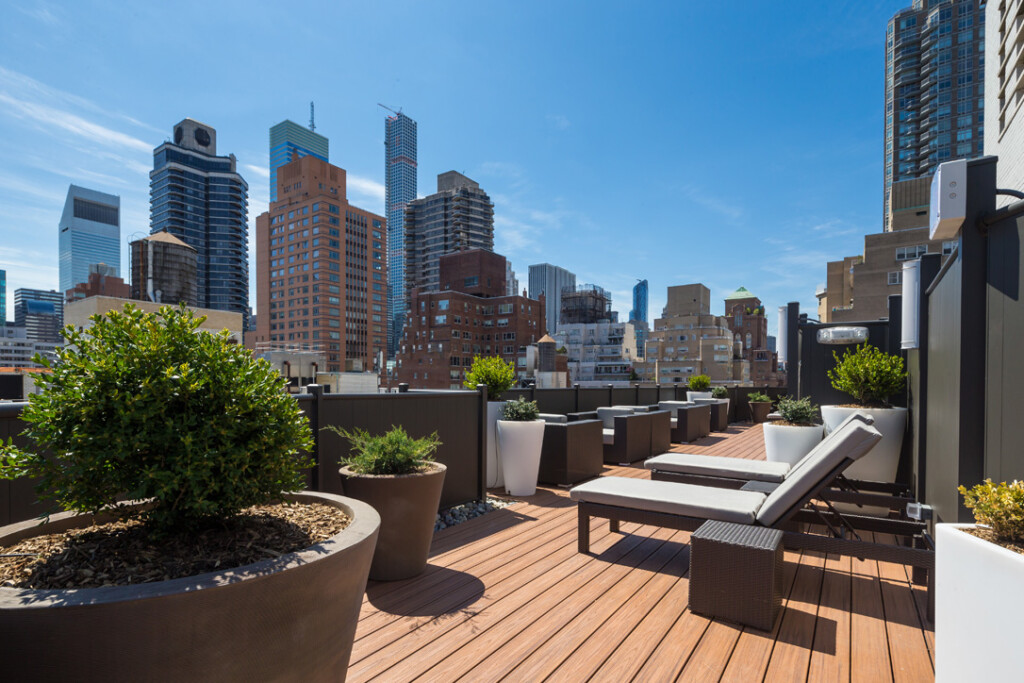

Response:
(486, 401), (507, 489)
(340, 462), (446, 581)
(936, 523), (1024, 682)
(749, 401), (773, 424)
(763, 422), (823, 465)
(0, 491), (379, 683)
(686, 391), (712, 402)
(496, 419), (546, 496)
(821, 405), (907, 482)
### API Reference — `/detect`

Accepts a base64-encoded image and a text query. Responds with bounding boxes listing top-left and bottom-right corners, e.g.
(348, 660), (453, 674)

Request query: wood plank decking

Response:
(349, 424), (934, 682)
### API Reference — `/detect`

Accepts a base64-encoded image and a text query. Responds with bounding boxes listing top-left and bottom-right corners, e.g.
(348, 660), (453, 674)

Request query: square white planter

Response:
(936, 523), (1024, 682)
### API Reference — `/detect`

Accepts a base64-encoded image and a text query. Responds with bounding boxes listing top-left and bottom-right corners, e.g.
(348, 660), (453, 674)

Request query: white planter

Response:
(936, 523), (1024, 682)
(496, 419), (546, 496)
(762, 422), (823, 465)
(486, 401), (507, 488)
(820, 405), (907, 483)
(687, 391), (712, 401)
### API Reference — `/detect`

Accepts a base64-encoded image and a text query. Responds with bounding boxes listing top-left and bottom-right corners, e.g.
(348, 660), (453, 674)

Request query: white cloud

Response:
(0, 93), (152, 154)
(546, 114), (571, 130)
(680, 184), (744, 223)
(244, 164), (270, 179)
(347, 174), (386, 212)
(15, 3), (60, 26)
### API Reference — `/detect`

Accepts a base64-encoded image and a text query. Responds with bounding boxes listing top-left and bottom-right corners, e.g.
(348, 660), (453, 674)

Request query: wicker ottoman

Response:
(689, 520), (784, 631)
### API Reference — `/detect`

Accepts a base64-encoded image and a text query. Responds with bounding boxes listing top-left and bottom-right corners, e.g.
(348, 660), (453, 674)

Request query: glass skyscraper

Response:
(0, 268), (6, 325)
(269, 120), (328, 203)
(150, 118), (249, 324)
(385, 111), (417, 358)
(14, 288), (64, 343)
(528, 263), (576, 335)
(58, 185), (120, 295)
(629, 279), (648, 324)
(884, 0), (986, 229)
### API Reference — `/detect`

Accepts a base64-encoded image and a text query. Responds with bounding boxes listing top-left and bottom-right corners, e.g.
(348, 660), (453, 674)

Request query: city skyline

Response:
(2, 2), (917, 333)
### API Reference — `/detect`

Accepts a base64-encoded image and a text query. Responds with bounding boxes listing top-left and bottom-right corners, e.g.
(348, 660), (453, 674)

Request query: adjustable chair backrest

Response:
(755, 418), (882, 527)
(782, 411), (874, 482)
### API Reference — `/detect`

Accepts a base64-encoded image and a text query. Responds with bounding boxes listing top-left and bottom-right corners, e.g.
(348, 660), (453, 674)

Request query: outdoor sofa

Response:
(536, 414), (604, 486)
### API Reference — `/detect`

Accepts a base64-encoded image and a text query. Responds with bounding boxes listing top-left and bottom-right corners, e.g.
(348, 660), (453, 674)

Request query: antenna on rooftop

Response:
(309, 102), (315, 132)
(377, 103), (402, 116)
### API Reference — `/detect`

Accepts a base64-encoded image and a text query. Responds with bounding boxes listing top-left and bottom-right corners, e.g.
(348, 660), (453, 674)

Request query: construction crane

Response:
(377, 103), (403, 116)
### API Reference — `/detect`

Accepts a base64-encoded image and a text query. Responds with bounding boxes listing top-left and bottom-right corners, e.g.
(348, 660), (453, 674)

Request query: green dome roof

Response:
(724, 286), (755, 300)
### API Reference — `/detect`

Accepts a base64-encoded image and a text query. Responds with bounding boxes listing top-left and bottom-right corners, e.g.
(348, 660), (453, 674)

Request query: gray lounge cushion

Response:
(597, 407), (635, 429)
(755, 419), (881, 526)
(657, 401), (694, 417)
(539, 413), (568, 424)
(570, 476), (767, 525)
(602, 428), (615, 445)
(644, 452), (791, 483)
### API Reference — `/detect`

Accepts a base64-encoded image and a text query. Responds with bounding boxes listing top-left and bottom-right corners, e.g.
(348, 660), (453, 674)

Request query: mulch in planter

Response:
(963, 527), (1024, 556)
(0, 502), (350, 590)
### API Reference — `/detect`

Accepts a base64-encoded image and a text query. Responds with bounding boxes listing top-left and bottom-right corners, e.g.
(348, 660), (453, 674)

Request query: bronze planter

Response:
(750, 401), (773, 424)
(340, 462), (447, 581)
(0, 491), (380, 683)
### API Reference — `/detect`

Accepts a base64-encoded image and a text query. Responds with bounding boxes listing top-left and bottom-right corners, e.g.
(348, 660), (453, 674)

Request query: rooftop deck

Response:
(351, 424), (934, 682)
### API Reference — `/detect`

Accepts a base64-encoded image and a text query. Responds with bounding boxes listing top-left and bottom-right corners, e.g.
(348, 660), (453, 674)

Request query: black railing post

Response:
(477, 383), (487, 502)
(634, 383), (640, 406)
(574, 383), (580, 412)
(398, 383), (409, 393)
(786, 302), (800, 397)
(307, 384), (323, 491)
(606, 384), (614, 407)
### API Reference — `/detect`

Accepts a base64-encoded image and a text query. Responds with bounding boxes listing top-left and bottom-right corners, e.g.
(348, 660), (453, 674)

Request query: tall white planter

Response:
(486, 401), (507, 488)
(820, 406), (907, 482)
(687, 391), (712, 402)
(763, 422), (823, 465)
(936, 524), (1024, 682)
(496, 419), (546, 496)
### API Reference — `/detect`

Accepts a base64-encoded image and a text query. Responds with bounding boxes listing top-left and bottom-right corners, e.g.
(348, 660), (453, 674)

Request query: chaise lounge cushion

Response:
(570, 476), (767, 525)
(644, 452), (791, 483)
(602, 428), (615, 445)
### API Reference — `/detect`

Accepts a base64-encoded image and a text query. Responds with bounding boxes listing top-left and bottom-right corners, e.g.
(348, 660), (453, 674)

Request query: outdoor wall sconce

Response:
(816, 327), (869, 345)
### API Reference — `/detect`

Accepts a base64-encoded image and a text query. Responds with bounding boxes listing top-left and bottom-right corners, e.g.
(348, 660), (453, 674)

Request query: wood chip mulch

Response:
(0, 502), (350, 590)
(963, 526), (1024, 556)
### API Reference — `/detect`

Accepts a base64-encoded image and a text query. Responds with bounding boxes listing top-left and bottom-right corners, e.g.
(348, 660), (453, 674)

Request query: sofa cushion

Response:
(539, 413), (568, 424)
(570, 476), (767, 525)
(644, 452), (791, 483)
(602, 428), (615, 445)
(596, 407), (635, 429)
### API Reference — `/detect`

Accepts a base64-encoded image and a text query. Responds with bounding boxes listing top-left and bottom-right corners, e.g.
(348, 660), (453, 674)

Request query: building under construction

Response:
(560, 284), (612, 325)
(130, 231), (198, 306)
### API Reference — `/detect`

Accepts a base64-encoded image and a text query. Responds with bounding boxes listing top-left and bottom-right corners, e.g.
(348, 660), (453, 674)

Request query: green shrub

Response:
(502, 397), (540, 422)
(777, 396), (820, 425)
(0, 304), (313, 533)
(463, 355), (516, 400)
(711, 386), (729, 399)
(959, 480), (1024, 543)
(828, 343), (907, 407)
(688, 375), (711, 392)
(329, 425), (440, 476)
(748, 391), (771, 403)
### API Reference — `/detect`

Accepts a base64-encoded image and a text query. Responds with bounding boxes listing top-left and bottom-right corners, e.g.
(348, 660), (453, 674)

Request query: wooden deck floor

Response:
(349, 424), (934, 682)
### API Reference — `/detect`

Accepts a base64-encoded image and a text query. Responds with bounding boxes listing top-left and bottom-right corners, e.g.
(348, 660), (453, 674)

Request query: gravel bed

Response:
(434, 496), (518, 531)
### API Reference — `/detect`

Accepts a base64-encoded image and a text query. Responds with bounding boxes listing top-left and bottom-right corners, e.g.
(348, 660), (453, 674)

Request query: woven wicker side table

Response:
(689, 520), (785, 631)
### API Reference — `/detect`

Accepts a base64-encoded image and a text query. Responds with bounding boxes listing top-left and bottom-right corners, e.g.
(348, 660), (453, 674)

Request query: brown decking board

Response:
(352, 423), (935, 682)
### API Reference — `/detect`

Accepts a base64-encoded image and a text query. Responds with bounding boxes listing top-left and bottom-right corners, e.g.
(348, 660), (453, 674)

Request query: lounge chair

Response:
(644, 412), (913, 509)
(658, 401), (711, 442)
(536, 414), (604, 486)
(569, 415), (934, 609)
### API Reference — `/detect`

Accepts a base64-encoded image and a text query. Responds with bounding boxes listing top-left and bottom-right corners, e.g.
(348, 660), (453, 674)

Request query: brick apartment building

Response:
(722, 287), (783, 386)
(253, 155), (387, 372)
(393, 249), (546, 389)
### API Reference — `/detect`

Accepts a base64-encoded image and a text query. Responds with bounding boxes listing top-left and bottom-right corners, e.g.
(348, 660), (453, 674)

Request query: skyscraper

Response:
(58, 185), (120, 295)
(0, 268), (6, 325)
(528, 263), (576, 335)
(14, 288), (64, 343)
(629, 279), (648, 325)
(385, 111), (417, 358)
(404, 171), (493, 297)
(269, 119), (328, 203)
(884, 0), (986, 229)
(150, 118), (249, 324)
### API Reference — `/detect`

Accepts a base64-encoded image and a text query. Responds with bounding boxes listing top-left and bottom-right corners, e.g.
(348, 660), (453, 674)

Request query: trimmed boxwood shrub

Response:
(463, 355), (516, 400)
(0, 304), (313, 533)
(502, 397), (540, 422)
(828, 343), (906, 407)
(688, 375), (711, 392)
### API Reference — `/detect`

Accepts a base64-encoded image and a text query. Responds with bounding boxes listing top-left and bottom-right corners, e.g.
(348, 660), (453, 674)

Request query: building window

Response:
(888, 271), (903, 286)
(895, 245), (928, 260)
(942, 240), (956, 255)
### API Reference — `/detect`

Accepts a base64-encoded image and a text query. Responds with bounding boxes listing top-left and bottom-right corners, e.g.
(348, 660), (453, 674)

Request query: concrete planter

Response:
(340, 462), (446, 581)
(686, 391), (713, 402)
(749, 401), (773, 424)
(0, 491), (379, 683)
(936, 523), (1024, 682)
(486, 401), (508, 489)
(821, 406), (907, 482)
(763, 422), (823, 465)
(497, 419), (546, 496)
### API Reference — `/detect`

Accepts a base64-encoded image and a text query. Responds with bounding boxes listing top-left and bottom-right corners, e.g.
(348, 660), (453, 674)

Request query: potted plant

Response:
(686, 374), (712, 401)
(464, 355), (517, 489)
(496, 397), (545, 496)
(328, 425), (444, 581)
(0, 304), (379, 682)
(821, 343), (907, 483)
(711, 385), (731, 415)
(762, 396), (822, 464)
(936, 480), (1024, 681)
(748, 391), (773, 424)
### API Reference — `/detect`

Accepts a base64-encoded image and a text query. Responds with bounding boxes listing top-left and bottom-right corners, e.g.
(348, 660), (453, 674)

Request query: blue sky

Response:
(0, 0), (908, 334)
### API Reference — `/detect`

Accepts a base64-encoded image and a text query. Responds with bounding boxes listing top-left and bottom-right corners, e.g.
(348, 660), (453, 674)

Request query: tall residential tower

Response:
(385, 111), (417, 358)
(269, 119), (328, 203)
(528, 263), (576, 335)
(150, 118), (249, 324)
(884, 0), (986, 228)
(58, 185), (120, 295)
